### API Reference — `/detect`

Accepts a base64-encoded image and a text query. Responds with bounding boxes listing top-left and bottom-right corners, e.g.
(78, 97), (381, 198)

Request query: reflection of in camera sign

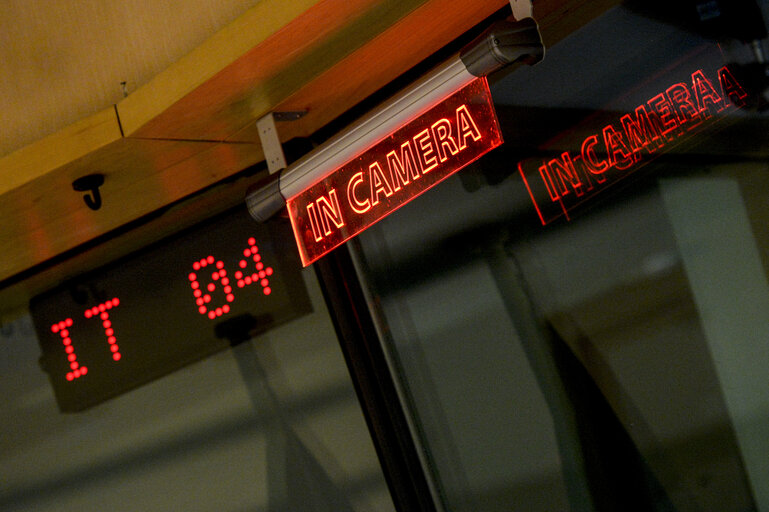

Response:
(519, 66), (748, 225)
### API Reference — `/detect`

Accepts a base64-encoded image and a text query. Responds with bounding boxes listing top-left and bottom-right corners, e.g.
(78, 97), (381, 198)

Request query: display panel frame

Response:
(31, 208), (312, 412)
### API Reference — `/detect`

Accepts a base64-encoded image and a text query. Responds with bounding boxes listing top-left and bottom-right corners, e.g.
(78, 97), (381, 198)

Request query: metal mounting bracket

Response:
(257, 113), (287, 175)
(257, 111), (308, 174)
(510, 0), (533, 21)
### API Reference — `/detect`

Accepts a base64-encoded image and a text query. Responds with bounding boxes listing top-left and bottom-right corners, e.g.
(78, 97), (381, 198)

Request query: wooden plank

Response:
(118, 0), (437, 141)
(0, 162), (262, 321)
(227, 0), (618, 145)
(229, 0), (509, 143)
(0, 109), (122, 195)
(117, 0), (326, 138)
(0, 137), (262, 284)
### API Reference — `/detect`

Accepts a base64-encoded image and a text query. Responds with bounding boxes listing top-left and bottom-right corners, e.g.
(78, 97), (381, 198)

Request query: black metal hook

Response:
(72, 174), (105, 211)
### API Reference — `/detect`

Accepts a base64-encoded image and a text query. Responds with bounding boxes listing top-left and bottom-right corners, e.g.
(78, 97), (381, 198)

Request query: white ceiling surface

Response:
(0, 0), (260, 158)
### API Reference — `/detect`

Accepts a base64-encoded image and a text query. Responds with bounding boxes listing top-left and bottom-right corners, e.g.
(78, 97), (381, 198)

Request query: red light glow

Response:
(87, 298), (122, 365)
(518, 66), (748, 225)
(52, 297), (122, 382)
(287, 77), (502, 266)
(188, 237), (276, 320)
(52, 319), (84, 380)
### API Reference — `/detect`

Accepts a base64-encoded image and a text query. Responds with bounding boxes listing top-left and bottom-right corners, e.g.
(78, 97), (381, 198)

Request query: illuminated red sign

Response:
(188, 236), (274, 320)
(44, 236), (281, 384)
(287, 78), (503, 266)
(518, 66), (748, 225)
(31, 209), (311, 412)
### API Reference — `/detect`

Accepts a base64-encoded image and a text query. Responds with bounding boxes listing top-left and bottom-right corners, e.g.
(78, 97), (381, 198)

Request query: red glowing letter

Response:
(602, 124), (634, 170)
(647, 93), (679, 139)
(665, 83), (701, 128)
(516, 66), (749, 226)
(85, 298), (122, 362)
(456, 104), (482, 150)
(581, 135), (609, 178)
(53, 298), (122, 382)
(50, 318), (87, 382)
(387, 141), (421, 191)
(347, 171), (372, 213)
(309, 189), (345, 238)
(431, 118), (459, 162)
(691, 69), (724, 117)
(719, 66), (748, 108)
(369, 161), (394, 206)
(540, 152), (584, 201)
(620, 105), (662, 159)
(413, 129), (438, 173)
(306, 203), (323, 242)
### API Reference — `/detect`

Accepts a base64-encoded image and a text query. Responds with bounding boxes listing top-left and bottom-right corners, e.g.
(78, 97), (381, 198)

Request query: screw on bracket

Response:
(72, 174), (105, 211)
(272, 110), (307, 121)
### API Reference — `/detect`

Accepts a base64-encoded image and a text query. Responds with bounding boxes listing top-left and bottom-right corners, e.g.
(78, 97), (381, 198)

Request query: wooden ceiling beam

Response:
(0, 0), (622, 314)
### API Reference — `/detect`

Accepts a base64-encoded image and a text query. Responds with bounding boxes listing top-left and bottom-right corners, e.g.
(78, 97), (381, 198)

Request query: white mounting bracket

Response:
(510, 0), (533, 20)
(257, 113), (287, 174)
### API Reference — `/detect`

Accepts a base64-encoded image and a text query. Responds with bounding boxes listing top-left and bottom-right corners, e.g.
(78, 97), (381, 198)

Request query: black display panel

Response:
(30, 208), (312, 412)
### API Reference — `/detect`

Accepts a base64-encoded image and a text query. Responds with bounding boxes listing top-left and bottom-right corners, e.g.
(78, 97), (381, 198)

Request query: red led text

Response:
(188, 236), (274, 320)
(50, 297), (121, 382)
(518, 66), (747, 224)
(288, 78), (503, 266)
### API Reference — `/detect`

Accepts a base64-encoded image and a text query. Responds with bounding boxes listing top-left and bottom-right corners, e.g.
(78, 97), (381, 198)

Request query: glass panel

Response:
(352, 3), (769, 511)
(0, 270), (395, 512)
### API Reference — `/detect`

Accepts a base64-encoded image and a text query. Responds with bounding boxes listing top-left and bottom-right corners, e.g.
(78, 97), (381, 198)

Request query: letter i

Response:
(306, 203), (324, 242)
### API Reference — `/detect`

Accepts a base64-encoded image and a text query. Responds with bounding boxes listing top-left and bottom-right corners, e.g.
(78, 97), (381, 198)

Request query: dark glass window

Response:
(352, 3), (769, 510)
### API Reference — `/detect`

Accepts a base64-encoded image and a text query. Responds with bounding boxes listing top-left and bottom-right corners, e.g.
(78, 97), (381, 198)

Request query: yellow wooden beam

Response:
(0, 108), (122, 196)
(0, 0), (621, 313)
(117, 0), (433, 141)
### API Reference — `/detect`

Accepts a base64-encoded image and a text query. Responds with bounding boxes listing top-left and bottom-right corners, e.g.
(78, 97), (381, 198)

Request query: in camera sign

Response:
(518, 66), (748, 225)
(287, 78), (503, 266)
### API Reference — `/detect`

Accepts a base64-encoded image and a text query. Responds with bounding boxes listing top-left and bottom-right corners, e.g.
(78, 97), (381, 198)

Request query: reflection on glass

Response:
(352, 4), (769, 511)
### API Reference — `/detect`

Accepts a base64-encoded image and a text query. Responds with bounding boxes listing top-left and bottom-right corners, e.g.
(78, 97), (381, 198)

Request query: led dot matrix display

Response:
(31, 210), (311, 412)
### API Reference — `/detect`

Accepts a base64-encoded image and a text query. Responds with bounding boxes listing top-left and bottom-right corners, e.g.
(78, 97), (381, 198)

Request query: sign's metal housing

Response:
(245, 16), (544, 260)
